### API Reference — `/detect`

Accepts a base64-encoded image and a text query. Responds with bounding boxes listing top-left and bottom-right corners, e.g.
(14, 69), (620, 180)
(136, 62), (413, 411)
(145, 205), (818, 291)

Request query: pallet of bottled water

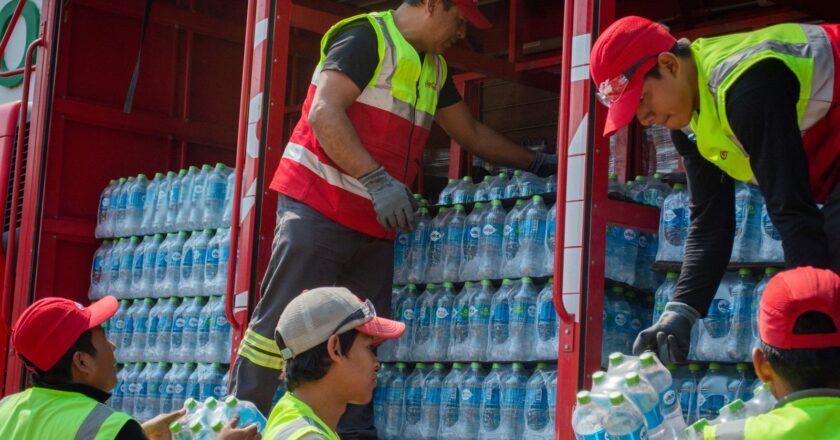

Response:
(375, 361), (558, 440)
(169, 395), (267, 438)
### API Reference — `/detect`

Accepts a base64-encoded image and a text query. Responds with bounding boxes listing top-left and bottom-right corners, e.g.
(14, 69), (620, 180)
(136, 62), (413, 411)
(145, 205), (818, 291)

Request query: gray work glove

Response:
(527, 151), (558, 178)
(358, 166), (417, 232)
(632, 302), (700, 363)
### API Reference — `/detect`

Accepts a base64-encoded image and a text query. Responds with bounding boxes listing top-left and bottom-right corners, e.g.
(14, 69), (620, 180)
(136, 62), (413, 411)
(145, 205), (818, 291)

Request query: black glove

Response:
(358, 166), (416, 232)
(527, 151), (558, 177)
(632, 302), (700, 363)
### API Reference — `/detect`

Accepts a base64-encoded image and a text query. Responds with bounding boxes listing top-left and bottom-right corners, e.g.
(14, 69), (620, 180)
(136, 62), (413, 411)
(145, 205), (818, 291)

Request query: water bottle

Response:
(113, 300), (131, 361)
(572, 391), (608, 440)
(501, 200), (525, 278)
(438, 178), (458, 205)
(203, 164), (228, 229)
(744, 382), (776, 416)
(394, 229), (411, 285)
(153, 233), (173, 296)
(193, 229), (213, 295)
(112, 364), (128, 411)
(402, 363), (427, 438)
(517, 171), (545, 197)
(498, 362), (528, 439)
(698, 363), (729, 420)
(460, 203), (486, 281)
(474, 175), (494, 202)
(425, 208), (451, 283)
(452, 176), (475, 204)
(183, 297), (208, 355)
(504, 171), (521, 199)
(412, 284), (437, 361)
(488, 173), (508, 201)
(438, 363), (463, 438)
(727, 363), (753, 403)
(132, 298), (154, 361)
(128, 237), (149, 299)
(89, 240), (112, 300)
(642, 173), (672, 208)
(170, 297), (191, 362)
(123, 362), (140, 417)
(732, 183), (762, 262)
(625, 291), (645, 342)
(658, 183), (689, 262)
(429, 283), (455, 360)
(167, 170), (187, 232)
(608, 287), (634, 356)
(604, 353), (640, 391)
(752, 267), (778, 348)
(141, 173), (163, 235)
(160, 363), (179, 415)
(677, 363), (702, 424)
(180, 232), (198, 297)
(466, 279), (493, 361)
(101, 239), (121, 299)
(208, 363), (227, 400)
(187, 164), (212, 230)
(151, 172), (174, 234)
(115, 237), (139, 298)
(143, 234), (164, 298)
(488, 279), (514, 361)
(524, 364), (551, 438)
(172, 363), (195, 410)
(623, 372), (665, 438)
(696, 273), (737, 360)
(205, 231), (223, 295)
(197, 297), (215, 362)
(209, 296), (232, 363)
(478, 363), (504, 439)
(627, 175), (647, 203)
(457, 362), (485, 440)
(442, 204), (467, 282)
(509, 277), (538, 361)
(166, 231), (189, 297)
(396, 284), (419, 361)
(222, 396), (267, 432)
(407, 208), (431, 284)
(135, 362), (155, 420)
(384, 362), (408, 440)
(146, 299), (166, 361)
(518, 196), (548, 277)
(603, 392), (647, 440)
(215, 228), (231, 295)
(713, 398), (747, 425)
(653, 272), (678, 323)
(113, 177), (133, 237)
(448, 283), (474, 361)
(476, 199), (505, 280)
(535, 279), (558, 360)
(683, 418), (710, 440)
(419, 363), (445, 440)
(123, 175), (148, 237)
(638, 352), (685, 436)
(176, 166), (199, 230)
(96, 180), (117, 238)
(146, 362), (168, 417)
(221, 169), (235, 227)
(727, 269), (755, 361)
(758, 201), (783, 263)
(374, 363), (392, 434)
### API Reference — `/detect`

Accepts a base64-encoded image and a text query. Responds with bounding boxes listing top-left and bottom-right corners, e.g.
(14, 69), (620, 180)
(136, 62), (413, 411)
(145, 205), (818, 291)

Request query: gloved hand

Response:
(527, 151), (558, 177)
(358, 166), (417, 232)
(632, 301), (700, 363)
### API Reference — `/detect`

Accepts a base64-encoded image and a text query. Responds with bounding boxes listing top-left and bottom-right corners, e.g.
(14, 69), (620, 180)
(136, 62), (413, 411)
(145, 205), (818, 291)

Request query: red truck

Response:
(0, 0), (832, 438)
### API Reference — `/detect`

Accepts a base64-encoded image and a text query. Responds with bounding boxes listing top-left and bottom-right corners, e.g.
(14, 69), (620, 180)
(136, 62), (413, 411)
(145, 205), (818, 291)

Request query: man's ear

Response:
(326, 335), (344, 363)
(72, 351), (95, 379)
(657, 52), (680, 78)
(753, 346), (774, 385)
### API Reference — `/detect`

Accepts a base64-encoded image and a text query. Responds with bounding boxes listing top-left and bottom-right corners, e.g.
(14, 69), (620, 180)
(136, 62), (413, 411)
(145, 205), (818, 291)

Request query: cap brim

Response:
(457, 4), (492, 29)
(87, 295), (119, 328)
(356, 316), (406, 345)
(601, 58), (656, 137)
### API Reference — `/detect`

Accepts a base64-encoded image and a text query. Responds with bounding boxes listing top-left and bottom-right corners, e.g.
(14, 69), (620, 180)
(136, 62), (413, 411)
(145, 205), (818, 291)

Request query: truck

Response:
(0, 0), (831, 438)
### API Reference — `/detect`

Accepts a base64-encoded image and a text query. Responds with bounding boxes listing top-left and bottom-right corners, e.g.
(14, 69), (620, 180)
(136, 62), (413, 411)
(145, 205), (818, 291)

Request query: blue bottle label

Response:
(129, 191), (145, 209)
(660, 385), (678, 413)
(575, 429), (607, 440)
(510, 301), (535, 325)
(209, 182), (226, 201)
(492, 303), (509, 324)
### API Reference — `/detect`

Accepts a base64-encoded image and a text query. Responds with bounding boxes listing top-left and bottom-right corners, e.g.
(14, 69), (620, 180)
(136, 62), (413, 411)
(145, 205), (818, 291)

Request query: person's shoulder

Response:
(297, 433), (330, 440)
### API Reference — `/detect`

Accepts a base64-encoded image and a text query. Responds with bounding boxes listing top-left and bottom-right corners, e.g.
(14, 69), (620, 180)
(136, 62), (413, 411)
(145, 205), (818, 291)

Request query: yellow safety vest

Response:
(0, 386), (133, 440)
(263, 392), (341, 440)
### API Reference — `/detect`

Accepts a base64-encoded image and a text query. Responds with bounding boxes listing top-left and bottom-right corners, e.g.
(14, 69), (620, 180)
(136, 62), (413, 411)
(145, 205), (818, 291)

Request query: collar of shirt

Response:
(30, 380), (112, 404)
(776, 388), (840, 409)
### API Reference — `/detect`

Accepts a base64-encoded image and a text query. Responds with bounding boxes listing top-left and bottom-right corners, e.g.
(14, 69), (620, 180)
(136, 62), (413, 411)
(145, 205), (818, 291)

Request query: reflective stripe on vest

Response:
(705, 418), (746, 439)
(272, 416), (329, 440)
(281, 142), (371, 200)
(690, 23), (836, 182)
(264, 393), (340, 440)
(74, 403), (117, 440)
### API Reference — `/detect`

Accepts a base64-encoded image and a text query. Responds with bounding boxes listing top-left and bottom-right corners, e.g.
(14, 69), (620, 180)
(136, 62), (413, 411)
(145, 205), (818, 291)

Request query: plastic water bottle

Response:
(180, 232), (198, 296)
(638, 352), (685, 436)
(206, 363), (227, 400)
(429, 283), (455, 360)
(374, 363), (392, 434)
(113, 300), (131, 361)
(509, 277), (538, 361)
(504, 171), (521, 199)
(752, 268), (778, 349)
(627, 175), (647, 203)
(396, 284), (419, 361)
(696, 273), (737, 360)
(193, 229), (213, 295)
(488, 279), (514, 361)
(128, 237), (149, 299)
(186, 164), (212, 230)
(572, 391), (608, 440)
(89, 240), (112, 300)
(170, 298), (191, 362)
(653, 272), (678, 323)
(155, 298), (177, 361)
(727, 363), (753, 403)
(205, 230), (223, 295)
(466, 279), (493, 361)
(460, 203), (486, 281)
(608, 173), (624, 197)
(151, 172), (173, 234)
(643, 173), (672, 208)
(101, 239), (121, 298)
(543, 202), (556, 276)
(130, 299), (153, 362)
(96, 180), (118, 238)
(137, 362), (157, 420)
(518, 196), (548, 276)
(474, 175), (494, 202)
(623, 372), (665, 437)
(535, 279), (558, 360)
(603, 392), (647, 440)
(112, 364), (128, 411)
(727, 269), (755, 361)
(524, 364), (551, 438)
(183, 297), (208, 355)
(114, 177), (133, 237)
(146, 299), (166, 360)
(209, 296), (232, 363)
(222, 396), (267, 432)
(683, 418), (709, 440)
(384, 362), (407, 440)
(143, 234), (164, 298)
(438, 178), (458, 205)
(166, 170), (186, 232)
(419, 363), (445, 440)
(114, 237), (139, 298)
(393, 229), (410, 285)
(758, 202), (783, 262)
(402, 363), (427, 438)
(497, 362), (527, 439)
(153, 233), (172, 295)
(731, 183), (760, 262)
(452, 176), (475, 204)
(172, 363), (194, 410)
(609, 287), (634, 356)
(425, 208), (451, 283)
(517, 171), (545, 197)
(438, 363), (463, 438)
(140, 173), (163, 235)
(658, 183), (689, 262)
(167, 232), (189, 296)
(203, 164), (228, 229)
(215, 228), (231, 295)
(448, 283), (474, 361)
(124, 175), (148, 236)
(679, 363), (702, 424)
(501, 200), (526, 278)
(146, 362), (169, 417)
(714, 398), (747, 425)
(197, 297), (215, 362)
(457, 362), (485, 440)
(744, 382), (776, 416)
(442, 204), (467, 282)
(478, 363), (504, 439)
(412, 284), (437, 361)
(221, 170), (235, 228)
(698, 362), (729, 420)
(476, 200), (505, 279)
(175, 166), (199, 231)
(407, 208), (431, 284)
(124, 362), (141, 417)
(488, 173), (508, 201)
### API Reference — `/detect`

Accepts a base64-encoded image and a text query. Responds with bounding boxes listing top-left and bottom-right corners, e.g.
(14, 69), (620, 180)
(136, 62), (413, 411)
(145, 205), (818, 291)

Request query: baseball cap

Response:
(589, 16), (677, 136)
(759, 266), (840, 350)
(452, 0), (491, 29)
(12, 296), (119, 372)
(276, 287), (406, 360)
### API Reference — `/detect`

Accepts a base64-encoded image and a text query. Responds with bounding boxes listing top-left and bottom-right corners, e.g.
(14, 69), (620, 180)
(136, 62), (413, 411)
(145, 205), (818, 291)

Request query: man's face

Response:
(426, 1), (467, 54)
(635, 54), (696, 130)
(78, 326), (119, 393)
(335, 333), (381, 405)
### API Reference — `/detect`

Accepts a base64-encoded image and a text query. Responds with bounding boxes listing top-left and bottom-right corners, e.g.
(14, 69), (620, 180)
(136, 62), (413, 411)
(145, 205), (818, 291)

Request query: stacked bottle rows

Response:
(108, 361), (228, 422)
(395, 195), (556, 285)
(374, 361), (558, 440)
(379, 279), (558, 363)
(601, 286), (654, 361)
(438, 171), (557, 206)
(95, 164), (235, 239)
(608, 173), (673, 208)
(168, 396), (267, 439)
(605, 225), (663, 291)
(655, 181), (784, 263)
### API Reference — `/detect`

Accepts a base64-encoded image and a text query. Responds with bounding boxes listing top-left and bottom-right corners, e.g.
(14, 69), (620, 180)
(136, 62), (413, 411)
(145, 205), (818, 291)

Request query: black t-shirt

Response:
(321, 22), (462, 109)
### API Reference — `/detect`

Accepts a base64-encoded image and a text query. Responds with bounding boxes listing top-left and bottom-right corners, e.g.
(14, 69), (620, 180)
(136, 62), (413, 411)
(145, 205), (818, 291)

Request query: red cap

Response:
(452, 0), (491, 29)
(760, 267), (840, 350)
(12, 296), (118, 371)
(589, 16), (676, 136)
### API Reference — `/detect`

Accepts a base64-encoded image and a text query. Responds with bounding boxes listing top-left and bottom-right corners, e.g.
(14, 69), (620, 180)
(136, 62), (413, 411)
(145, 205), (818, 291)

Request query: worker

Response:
(589, 16), (840, 362)
(232, 0), (557, 436)
(263, 286), (405, 440)
(702, 266), (840, 439)
(0, 295), (260, 440)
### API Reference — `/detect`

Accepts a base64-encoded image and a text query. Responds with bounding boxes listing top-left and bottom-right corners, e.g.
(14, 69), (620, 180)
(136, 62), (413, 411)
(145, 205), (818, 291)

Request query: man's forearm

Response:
(467, 121), (536, 170)
(309, 104), (379, 179)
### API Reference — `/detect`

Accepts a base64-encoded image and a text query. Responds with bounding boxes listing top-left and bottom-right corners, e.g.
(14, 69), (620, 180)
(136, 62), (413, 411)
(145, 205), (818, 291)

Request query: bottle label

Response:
(491, 303), (509, 324)
(510, 301), (535, 324)
(196, 248), (208, 265)
(663, 208), (684, 246)
(187, 316), (199, 331)
(209, 182), (226, 201)
(436, 307), (449, 320)
(135, 315), (149, 332)
(522, 218), (546, 241)
(575, 429), (607, 440)
(470, 226), (480, 239)
(761, 206), (781, 241)
(482, 223), (501, 238)
(403, 308), (415, 321)
(129, 191), (145, 209)
(173, 316), (186, 334)
(212, 314), (230, 331)
(430, 230), (444, 242)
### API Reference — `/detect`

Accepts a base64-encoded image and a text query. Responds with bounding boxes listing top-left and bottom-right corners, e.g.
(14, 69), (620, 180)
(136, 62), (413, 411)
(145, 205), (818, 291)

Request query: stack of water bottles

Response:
(605, 225), (663, 292)
(379, 278), (559, 364)
(656, 181), (784, 264)
(601, 286), (654, 362)
(374, 361), (557, 440)
(610, 173), (673, 209)
(168, 396), (267, 438)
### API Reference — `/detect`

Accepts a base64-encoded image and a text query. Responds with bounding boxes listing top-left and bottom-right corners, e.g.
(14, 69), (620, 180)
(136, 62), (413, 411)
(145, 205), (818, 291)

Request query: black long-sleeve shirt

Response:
(671, 59), (832, 315)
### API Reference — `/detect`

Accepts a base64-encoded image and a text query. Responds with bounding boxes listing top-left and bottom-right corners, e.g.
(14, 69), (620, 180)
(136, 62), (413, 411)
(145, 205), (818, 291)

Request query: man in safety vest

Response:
(263, 287), (405, 440)
(589, 16), (840, 363)
(701, 266), (840, 439)
(232, 0), (557, 435)
(0, 295), (260, 440)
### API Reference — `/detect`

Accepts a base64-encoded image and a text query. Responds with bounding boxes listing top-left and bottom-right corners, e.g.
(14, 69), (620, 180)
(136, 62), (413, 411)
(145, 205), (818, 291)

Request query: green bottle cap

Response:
(464, 281), (474, 288)
(189, 166), (199, 172)
(189, 421), (202, 433)
(491, 199), (502, 207)
(512, 362), (524, 370)
(592, 371), (606, 385)
(154, 172), (164, 179)
(179, 169), (188, 176)
(416, 362), (426, 368)
(639, 352), (655, 367)
(453, 362), (463, 369)
(396, 362), (407, 369)
(738, 268), (752, 276)
(674, 183), (686, 190)
(522, 277), (533, 284)
(576, 391), (592, 405)
(444, 282), (455, 289)
(434, 362), (445, 369)
(407, 283), (417, 290)
(184, 398), (198, 410)
(709, 362), (721, 370)
(625, 372), (641, 386)
(463, 176), (473, 183)
(608, 392), (625, 405)
(536, 362), (548, 369)
(515, 199), (524, 206)
(736, 363), (750, 371)
(491, 363), (501, 370)
(725, 399), (745, 412)
(455, 204), (465, 211)
(204, 397), (218, 409)
(169, 421), (182, 433)
(119, 177), (127, 183)
(635, 176), (646, 182)
(688, 363), (701, 372)
(474, 202), (484, 209)
(471, 362), (482, 369)
(502, 279), (513, 286)
(608, 352), (624, 366)
(608, 173), (618, 181)
(481, 279), (492, 286)
(666, 272), (679, 279)
(611, 286), (624, 293)
(167, 171), (177, 177)
(533, 195), (544, 202)
(202, 164), (212, 171)
(137, 174), (148, 180)
(426, 283), (437, 290)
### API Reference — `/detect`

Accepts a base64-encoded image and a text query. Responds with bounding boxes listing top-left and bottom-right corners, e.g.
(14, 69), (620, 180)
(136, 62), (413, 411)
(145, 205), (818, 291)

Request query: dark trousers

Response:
(231, 195), (393, 440)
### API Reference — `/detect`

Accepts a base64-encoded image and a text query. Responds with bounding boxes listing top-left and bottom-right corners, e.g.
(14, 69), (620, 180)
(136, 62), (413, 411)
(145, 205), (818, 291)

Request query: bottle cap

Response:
(189, 421), (202, 433)
(576, 391), (592, 405)
(169, 422), (182, 432)
(184, 398), (198, 410)
(464, 281), (474, 288)
(724, 399), (745, 412)
(674, 183), (686, 189)
(455, 204), (465, 211)
(738, 268), (752, 276)
(592, 371), (606, 385)
(202, 164), (212, 171)
(608, 352), (624, 367)
(709, 362), (721, 370)
(688, 363), (701, 372)
(533, 195), (544, 202)
(463, 176), (473, 182)
(416, 362), (426, 368)
(608, 173), (618, 181)
(471, 362), (482, 369)
(491, 363), (501, 370)
(452, 362), (463, 369)
(736, 363), (750, 371)
(666, 272), (679, 279)
(625, 372), (641, 386)
(167, 171), (177, 177)
(522, 277), (533, 284)
(434, 362), (445, 369)
(204, 397), (218, 409)
(639, 352), (655, 367)
(512, 362), (524, 370)
(396, 362), (407, 369)
(155, 172), (165, 179)
(608, 392), (625, 405)
(444, 282), (455, 289)
(491, 199), (502, 206)
(536, 362), (548, 369)
(481, 279), (492, 286)
(766, 267), (779, 275)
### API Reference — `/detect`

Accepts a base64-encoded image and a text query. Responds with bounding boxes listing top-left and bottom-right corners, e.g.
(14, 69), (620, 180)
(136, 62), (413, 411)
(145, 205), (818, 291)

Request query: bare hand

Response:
(218, 416), (262, 440)
(141, 408), (186, 440)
